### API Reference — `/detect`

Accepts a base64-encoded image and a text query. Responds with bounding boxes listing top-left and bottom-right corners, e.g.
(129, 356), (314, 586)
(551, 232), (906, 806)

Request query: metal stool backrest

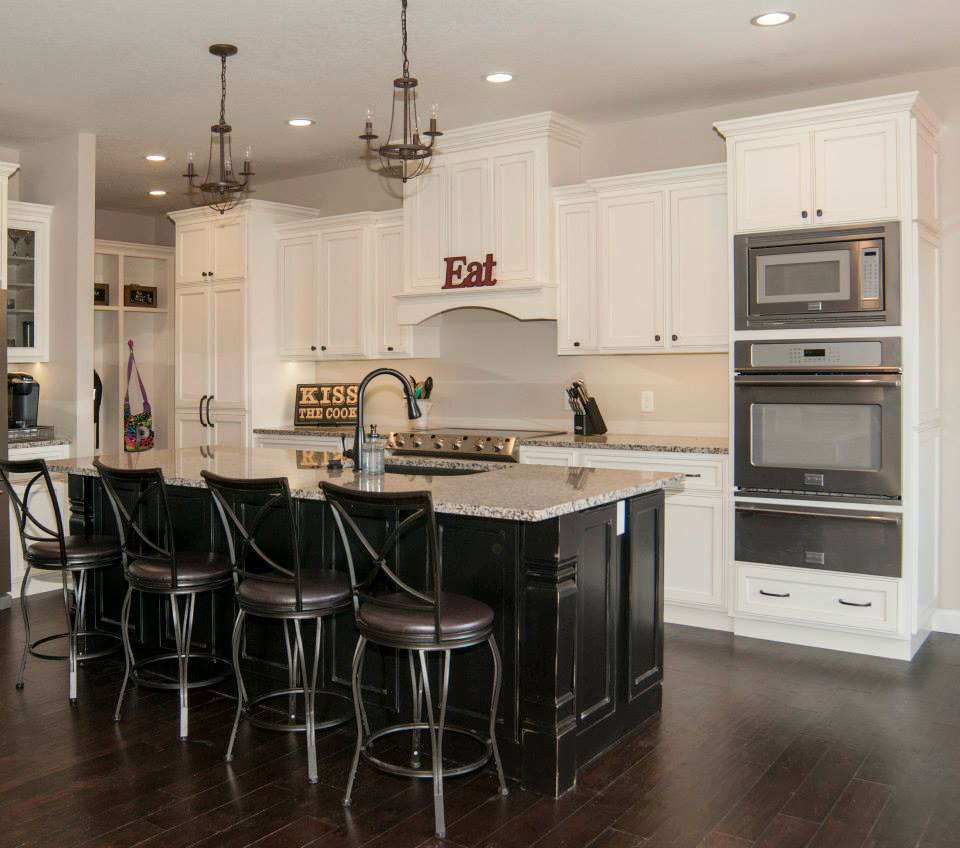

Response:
(201, 471), (306, 610)
(94, 460), (181, 588)
(320, 482), (443, 641)
(0, 458), (67, 567)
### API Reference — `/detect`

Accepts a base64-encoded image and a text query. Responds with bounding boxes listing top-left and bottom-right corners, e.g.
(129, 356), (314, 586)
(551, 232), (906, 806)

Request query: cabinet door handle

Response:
(816, 209), (823, 218)
(801, 210), (809, 219)
(387, 346), (394, 352)
(199, 395), (208, 427)
(310, 345), (317, 352)
(838, 598), (872, 608)
(654, 334), (661, 342)
(671, 334), (678, 342)
(209, 270), (214, 277)
(201, 272), (208, 278)
(759, 589), (790, 598)
(206, 395), (215, 428)
(320, 345), (327, 352)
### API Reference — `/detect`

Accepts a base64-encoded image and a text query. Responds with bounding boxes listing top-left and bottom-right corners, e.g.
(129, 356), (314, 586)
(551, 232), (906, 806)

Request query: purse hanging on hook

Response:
(123, 339), (155, 452)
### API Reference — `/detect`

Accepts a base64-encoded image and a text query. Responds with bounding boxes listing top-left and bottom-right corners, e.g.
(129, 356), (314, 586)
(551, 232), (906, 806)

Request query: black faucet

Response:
(346, 367), (421, 472)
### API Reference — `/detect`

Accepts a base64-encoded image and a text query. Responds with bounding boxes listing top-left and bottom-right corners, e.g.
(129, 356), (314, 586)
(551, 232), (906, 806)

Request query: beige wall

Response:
(254, 165), (402, 216)
(17, 134), (97, 454)
(95, 208), (174, 246)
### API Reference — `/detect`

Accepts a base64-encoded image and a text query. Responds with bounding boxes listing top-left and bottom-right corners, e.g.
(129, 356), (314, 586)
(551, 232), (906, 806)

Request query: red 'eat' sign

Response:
(442, 254), (497, 289)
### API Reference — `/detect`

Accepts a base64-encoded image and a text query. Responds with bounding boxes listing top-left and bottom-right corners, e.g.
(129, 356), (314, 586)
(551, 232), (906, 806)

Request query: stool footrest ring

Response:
(131, 653), (233, 691)
(242, 687), (353, 733)
(362, 721), (493, 780)
(27, 630), (123, 662)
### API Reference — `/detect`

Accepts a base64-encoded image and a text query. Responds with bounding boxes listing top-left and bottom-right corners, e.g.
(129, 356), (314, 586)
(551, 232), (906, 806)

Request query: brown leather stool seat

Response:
(359, 592), (494, 646)
(238, 571), (351, 613)
(128, 552), (232, 590)
(27, 535), (121, 569)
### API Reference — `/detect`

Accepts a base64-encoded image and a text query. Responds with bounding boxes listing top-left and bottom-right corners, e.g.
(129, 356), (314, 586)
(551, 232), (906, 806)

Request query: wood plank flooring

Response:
(2, 592), (959, 847)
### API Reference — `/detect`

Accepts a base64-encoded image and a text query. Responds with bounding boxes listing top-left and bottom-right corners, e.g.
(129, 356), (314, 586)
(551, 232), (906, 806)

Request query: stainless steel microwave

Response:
(734, 222), (900, 330)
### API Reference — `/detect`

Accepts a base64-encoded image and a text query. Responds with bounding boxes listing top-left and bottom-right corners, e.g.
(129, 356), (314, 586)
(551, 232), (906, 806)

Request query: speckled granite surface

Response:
(50, 447), (682, 523)
(8, 437), (73, 450)
(253, 426), (354, 437)
(519, 433), (729, 455)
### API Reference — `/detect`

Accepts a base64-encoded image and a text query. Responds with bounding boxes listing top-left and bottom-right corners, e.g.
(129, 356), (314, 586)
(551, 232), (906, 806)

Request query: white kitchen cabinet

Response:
(599, 192), (665, 351)
(175, 215), (246, 283)
(555, 164), (727, 355)
(176, 221), (211, 284)
(208, 409), (248, 448)
(448, 158), (491, 263)
(211, 217), (247, 280)
(0, 161), (19, 294)
(278, 235), (319, 359)
(719, 115), (902, 232)
(174, 284), (211, 405)
(318, 227), (367, 358)
(210, 281), (247, 407)
(375, 217), (412, 356)
(7, 202), (53, 363)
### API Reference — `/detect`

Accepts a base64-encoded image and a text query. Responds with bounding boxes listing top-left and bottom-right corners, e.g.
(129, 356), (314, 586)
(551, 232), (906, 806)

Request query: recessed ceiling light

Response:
(750, 11), (796, 26)
(287, 118), (315, 127)
(148, 189), (167, 197)
(144, 154), (167, 162)
(484, 72), (514, 84)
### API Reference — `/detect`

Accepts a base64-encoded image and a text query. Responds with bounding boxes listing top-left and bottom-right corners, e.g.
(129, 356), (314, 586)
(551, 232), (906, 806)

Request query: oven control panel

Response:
(746, 340), (885, 369)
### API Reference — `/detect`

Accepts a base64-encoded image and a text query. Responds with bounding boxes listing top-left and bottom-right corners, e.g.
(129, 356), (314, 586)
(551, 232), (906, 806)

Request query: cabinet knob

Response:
(654, 334), (661, 342)
(209, 271), (214, 277)
(201, 271), (208, 277)
(320, 345), (327, 352)
(310, 345), (317, 351)
(671, 334), (678, 342)
(801, 210), (809, 219)
(573, 341), (581, 348)
(387, 346), (394, 352)
(816, 209), (823, 217)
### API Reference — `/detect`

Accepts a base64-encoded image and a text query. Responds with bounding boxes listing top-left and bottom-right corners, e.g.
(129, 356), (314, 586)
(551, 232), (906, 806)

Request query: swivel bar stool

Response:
(322, 482), (508, 839)
(0, 458), (122, 703)
(94, 460), (233, 740)
(202, 471), (353, 784)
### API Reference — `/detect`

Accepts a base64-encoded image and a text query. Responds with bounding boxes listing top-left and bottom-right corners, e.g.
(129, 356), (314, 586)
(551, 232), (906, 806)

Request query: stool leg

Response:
(75, 569), (88, 655)
(283, 619), (298, 721)
(171, 593), (195, 740)
(62, 568), (77, 704)
(419, 649), (451, 839)
(343, 635), (367, 807)
(356, 639), (371, 740)
(15, 565), (32, 690)
(293, 618), (320, 784)
(114, 586), (134, 722)
(488, 635), (508, 796)
(409, 650), (424, 769)
(225, 609), (246, 762)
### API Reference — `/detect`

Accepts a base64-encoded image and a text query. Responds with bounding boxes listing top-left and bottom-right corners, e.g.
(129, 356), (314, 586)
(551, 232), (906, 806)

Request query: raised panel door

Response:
(279, 235), (320, 358)
(176, 222), (211, 284)
(664, 493), (724, 608)
(598, 192), (664, 351)
(376, 224), (409, 355)
(211, 216), (246, 280)
(209, 281), (247, 407)
(626, 494), (664, 700)
(556, 201), (598, 353)
(669, 184), (728, 350)
(814, 120), (899, 224)
(734, 132), (812, 231)
(174, 408), (208, 449)
(319, 229), (366, 357)
(494, 152), (536, 283)
(405, 166), (447, 290)
(448, 159), (491, 264)
(209, 410), (248, 448)
(174, 285), (210, 405)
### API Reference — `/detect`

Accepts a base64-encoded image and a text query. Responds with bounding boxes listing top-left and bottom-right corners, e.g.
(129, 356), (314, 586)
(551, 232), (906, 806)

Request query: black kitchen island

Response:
(54, 448), (678, 796)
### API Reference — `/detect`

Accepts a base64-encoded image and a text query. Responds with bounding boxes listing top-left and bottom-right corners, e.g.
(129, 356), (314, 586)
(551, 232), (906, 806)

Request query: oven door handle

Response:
(736, 506), (901, 524)
(734, 375), (901, 388)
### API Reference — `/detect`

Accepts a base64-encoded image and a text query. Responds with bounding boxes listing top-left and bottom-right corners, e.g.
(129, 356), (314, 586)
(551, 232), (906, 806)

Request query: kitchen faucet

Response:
(346, 367), (421, 472)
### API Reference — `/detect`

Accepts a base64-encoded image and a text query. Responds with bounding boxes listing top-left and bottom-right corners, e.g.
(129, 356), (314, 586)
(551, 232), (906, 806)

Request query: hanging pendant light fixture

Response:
(360, 0), (442, 182)
(183, 44), (254, 214)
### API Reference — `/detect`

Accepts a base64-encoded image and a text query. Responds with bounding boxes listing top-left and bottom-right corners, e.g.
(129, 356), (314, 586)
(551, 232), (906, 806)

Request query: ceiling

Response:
(0, 0), (957, 214)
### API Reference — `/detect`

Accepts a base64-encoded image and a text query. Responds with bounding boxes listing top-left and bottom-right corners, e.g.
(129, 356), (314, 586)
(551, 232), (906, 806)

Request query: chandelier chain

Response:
(219, 55), (227, 125)
(401, 0), (409, 78)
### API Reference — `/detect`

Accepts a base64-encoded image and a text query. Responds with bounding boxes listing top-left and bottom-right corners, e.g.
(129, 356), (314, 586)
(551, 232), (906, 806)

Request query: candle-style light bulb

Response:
(187, 150), (195, 163)
(431, 103), (438, 120)
(244, 145), (252, 161)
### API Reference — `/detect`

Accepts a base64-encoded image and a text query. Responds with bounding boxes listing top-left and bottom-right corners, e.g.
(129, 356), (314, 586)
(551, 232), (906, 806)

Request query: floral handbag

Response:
(124, 339), (155, 452)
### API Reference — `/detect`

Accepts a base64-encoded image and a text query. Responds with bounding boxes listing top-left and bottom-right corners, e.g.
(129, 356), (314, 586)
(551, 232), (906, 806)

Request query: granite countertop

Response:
(49, 447), (682, 523)
(253, 426), (355, 437)
(8, 437), (73, 450)
(518, 433), (729, 455)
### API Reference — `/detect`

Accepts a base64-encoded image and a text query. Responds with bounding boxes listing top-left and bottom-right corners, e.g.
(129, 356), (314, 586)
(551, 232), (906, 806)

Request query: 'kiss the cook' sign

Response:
(295, 383), (359, 426)
(442, 254), (497, 289)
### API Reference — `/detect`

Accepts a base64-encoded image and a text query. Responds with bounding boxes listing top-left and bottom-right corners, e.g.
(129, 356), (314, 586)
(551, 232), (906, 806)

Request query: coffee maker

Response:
(8, 373), (39, 429)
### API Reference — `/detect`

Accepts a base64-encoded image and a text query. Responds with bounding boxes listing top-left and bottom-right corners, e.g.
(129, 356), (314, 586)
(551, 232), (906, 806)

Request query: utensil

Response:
(423, 376), (433, 399)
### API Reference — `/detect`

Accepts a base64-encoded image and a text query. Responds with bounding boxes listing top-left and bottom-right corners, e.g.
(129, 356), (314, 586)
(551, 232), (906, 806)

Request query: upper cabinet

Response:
(714, 95), (934, 233)
(6, 201), (53, 363)
(555, 164), (728, 355)
(176, 215), (246, 283)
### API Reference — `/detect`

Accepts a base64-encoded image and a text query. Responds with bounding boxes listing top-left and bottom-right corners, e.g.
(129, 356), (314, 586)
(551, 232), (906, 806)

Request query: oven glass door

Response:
(735, 373), (901, 498)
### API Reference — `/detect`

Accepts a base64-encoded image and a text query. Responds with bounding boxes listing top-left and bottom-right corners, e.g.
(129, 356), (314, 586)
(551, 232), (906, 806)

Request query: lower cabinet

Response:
(175, 407), (248, 449)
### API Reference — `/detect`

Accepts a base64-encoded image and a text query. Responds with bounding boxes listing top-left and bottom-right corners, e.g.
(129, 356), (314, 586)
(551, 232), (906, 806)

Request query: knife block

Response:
(573, 396), (607, 436)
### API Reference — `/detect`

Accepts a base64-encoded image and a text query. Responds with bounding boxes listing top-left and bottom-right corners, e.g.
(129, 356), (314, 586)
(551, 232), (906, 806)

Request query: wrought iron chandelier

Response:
(183, 44), (254, 214)
(360, 0), (442, 182)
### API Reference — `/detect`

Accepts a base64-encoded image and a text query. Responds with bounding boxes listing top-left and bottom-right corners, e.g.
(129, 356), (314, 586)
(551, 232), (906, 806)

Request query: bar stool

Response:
(0, 458), (122, 703)
(321, 482), (508, 839)
(202, 471), (354, 784)
(94, 460), (234, 740)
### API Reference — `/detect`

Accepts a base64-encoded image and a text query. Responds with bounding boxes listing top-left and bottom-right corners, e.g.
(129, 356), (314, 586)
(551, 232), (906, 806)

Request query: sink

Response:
(384, 463), (489, 477)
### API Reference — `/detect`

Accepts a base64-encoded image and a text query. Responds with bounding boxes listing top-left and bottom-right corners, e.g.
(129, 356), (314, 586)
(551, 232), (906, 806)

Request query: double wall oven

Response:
(734, 338), (903, 577)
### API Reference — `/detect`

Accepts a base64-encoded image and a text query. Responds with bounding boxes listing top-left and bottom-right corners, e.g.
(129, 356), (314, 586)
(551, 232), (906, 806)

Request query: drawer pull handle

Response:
(759, 589), (790, 598)
(838, 598), (872, 608)
(684, 473), (702, 478)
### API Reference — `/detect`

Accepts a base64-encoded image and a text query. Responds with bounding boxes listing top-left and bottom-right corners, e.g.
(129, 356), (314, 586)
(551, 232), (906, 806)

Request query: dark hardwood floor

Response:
(2, 592), (959, 848)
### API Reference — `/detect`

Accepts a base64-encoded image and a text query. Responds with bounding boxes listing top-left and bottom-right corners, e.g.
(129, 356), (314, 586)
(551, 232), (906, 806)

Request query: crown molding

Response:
(587, 162), (726, 194)
(436, 111), (587, 154)
(167, 198), (322, 224)
(0, 161), (20, 180)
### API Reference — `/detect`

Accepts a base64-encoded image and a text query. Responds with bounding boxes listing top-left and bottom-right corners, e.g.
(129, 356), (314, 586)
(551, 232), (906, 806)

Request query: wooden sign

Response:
(442, 254), (497, 289)
(94, 283), (110, 306)
(123, 284), (157, 308)
(294, 383), (359, 426)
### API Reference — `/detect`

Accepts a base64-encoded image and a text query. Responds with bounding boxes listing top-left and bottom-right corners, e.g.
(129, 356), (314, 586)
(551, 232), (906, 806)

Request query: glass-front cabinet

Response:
(6, 201), (52, 363)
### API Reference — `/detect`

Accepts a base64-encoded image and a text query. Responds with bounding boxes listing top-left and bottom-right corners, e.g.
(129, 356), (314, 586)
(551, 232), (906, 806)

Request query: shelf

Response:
(124, 306), (168, 314)
(94, 305), (120, 313)
(7, 309), (35, 315)
(7, 256), (35, 263)
(7, 283), (34, 289)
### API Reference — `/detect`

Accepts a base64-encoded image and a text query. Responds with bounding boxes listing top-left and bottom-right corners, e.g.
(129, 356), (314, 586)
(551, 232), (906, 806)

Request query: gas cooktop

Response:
(385, 428), (563, 462)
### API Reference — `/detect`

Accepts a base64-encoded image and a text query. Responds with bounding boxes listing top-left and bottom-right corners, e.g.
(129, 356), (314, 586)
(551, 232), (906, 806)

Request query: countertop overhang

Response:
(51, 447), (682, 523)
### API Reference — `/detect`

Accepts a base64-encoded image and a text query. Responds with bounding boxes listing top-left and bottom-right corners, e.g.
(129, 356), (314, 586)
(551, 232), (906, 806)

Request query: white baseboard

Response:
(665, 603), (733, 631)
(932, 607), (960, 635)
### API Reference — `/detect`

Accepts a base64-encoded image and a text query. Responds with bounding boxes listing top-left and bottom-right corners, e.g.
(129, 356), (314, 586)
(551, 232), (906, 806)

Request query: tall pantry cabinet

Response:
(169, 201), (320, 448)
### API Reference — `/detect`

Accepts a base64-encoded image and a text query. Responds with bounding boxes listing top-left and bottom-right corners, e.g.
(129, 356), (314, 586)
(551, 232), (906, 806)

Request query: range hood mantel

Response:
(394, 284), (558, 325)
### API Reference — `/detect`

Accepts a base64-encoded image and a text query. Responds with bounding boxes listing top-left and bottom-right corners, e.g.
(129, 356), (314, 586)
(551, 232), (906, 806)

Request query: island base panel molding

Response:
(68, 473), (664, 796)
